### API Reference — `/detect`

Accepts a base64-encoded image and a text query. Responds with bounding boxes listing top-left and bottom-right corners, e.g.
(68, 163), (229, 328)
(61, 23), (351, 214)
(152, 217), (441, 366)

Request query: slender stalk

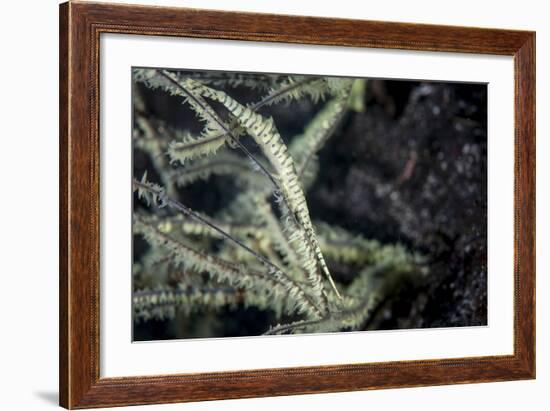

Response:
(264, 318), (327, 335)
(134, 179), (275, 269)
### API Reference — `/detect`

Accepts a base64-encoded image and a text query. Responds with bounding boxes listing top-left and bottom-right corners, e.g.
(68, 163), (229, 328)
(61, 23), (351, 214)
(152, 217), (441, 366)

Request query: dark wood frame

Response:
(59, 1), (536, 408)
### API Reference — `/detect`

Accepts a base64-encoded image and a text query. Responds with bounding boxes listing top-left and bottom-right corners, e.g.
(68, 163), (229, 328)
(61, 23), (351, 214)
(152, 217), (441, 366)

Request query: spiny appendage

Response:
(254, 112), (342, 300)
(283, 171), (343, 300)
(185, 79), (342, 300)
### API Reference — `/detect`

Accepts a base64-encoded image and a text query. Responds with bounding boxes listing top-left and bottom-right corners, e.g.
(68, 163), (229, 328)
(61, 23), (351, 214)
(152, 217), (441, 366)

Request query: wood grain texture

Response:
(59, 2), (69, 407)
(59, 1), (536, 408)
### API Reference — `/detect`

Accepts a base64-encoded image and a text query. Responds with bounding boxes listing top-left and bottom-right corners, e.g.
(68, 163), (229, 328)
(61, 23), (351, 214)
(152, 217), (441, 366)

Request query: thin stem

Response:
(135, 179), (277, 270)
(134, 287), (238, 298)
(264, 318), (326, 335)
(251, 77), (320, 110)
(167, 158), (258, 182)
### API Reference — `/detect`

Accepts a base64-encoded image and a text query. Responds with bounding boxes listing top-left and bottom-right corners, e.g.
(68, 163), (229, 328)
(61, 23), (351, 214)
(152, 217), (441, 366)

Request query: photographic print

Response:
(131, 68), (487, 341)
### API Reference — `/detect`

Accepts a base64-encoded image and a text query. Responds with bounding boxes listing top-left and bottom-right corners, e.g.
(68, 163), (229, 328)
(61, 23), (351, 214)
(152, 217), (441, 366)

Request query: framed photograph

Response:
(59, 1), (535, 408)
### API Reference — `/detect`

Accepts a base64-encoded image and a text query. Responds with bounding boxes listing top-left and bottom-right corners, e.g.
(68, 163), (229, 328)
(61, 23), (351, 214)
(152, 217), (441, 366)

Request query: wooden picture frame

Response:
(59, 1), (535, 408)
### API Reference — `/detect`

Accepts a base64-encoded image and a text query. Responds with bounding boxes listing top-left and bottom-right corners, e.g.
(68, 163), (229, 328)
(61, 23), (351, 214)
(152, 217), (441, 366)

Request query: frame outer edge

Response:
(59, 2), (536, 408)
(59, 1), (70, 408)
(61, 1), (99, 408)
(515, 33), (536, 378)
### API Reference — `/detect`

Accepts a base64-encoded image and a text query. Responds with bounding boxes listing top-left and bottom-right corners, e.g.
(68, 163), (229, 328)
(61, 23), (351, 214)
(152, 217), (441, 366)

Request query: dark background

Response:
(133, 73), (487, 340)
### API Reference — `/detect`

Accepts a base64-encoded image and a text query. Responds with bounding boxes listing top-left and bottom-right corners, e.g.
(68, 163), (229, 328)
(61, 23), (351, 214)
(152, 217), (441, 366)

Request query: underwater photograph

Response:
(131, 68), (487, 341)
